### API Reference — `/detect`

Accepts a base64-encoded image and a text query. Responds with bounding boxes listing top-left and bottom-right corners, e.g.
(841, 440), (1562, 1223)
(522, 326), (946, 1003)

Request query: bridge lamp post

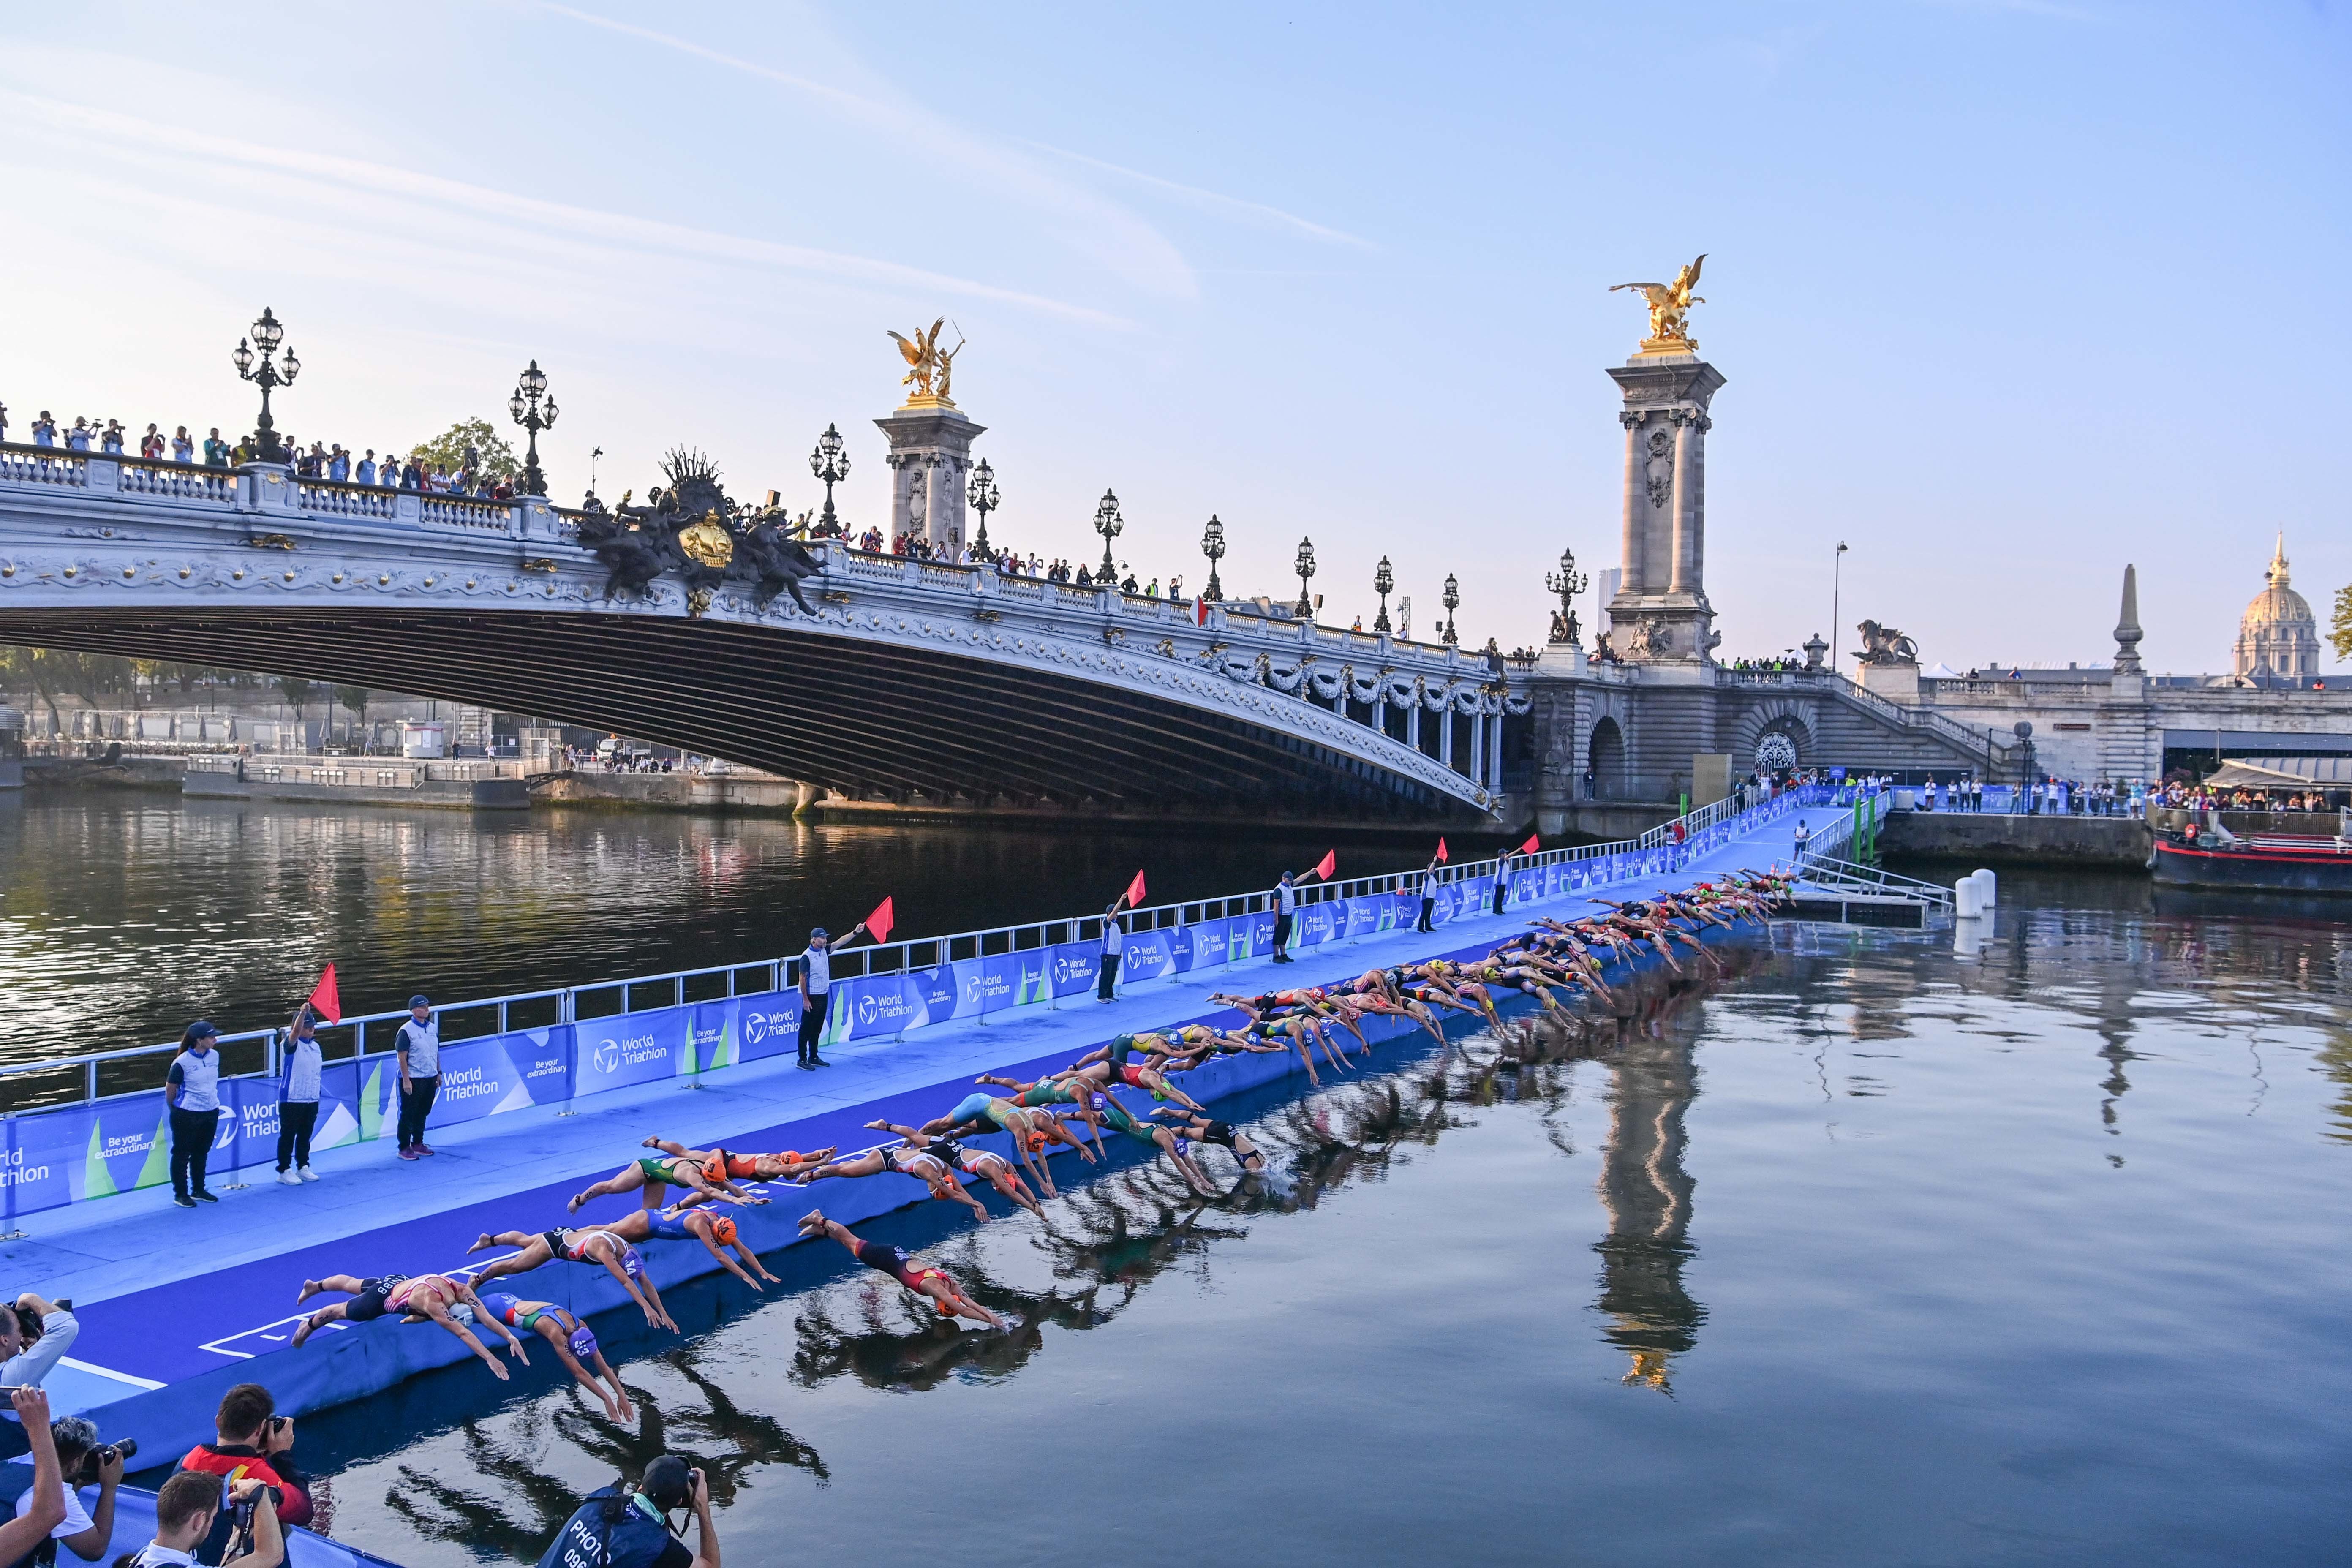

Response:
(1373, 555), (1394, 633)
(1545, 545), (1588, 645)
(508, 360), (558, 496)
(1293, 537), (1318, 620)
(1092, 490), (1124, 582)
(231, 306), (299, 465)
(810, 424), (850, 536)
(966, 459), (999, 561)
(1441, 572), (1460, 645)
(1831, 540), (1849, 671)
(1200, 515), (1226, 602)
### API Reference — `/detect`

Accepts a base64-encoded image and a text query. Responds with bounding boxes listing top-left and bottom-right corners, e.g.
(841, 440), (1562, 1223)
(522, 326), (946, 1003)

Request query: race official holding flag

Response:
(1271, 850), (1336, 964)
(1099, 870), (1146, 1002)
(798, 898), (891, 1070)
(1417, 839), (1448, 933)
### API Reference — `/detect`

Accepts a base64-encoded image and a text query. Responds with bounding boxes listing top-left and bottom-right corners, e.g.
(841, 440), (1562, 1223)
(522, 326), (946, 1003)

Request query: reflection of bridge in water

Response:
(0, 446), (1525, 822)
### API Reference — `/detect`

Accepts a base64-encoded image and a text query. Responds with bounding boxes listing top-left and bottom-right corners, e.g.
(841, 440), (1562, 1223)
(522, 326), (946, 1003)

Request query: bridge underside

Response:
(6, 609), (1479, 819)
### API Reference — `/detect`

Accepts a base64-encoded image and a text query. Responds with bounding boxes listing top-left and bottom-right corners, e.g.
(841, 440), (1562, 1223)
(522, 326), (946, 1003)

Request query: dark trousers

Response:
(1272, 912), (1294, 958)
(1494, 880), (1508, 915)
(1097, 953), (1121, 999)
(798, 993), (829, 1062)
(396, 1075), (439, 1150)
(277, 1100), (319, 1171)
(169, 1106), (219, 1199)
(1416, 896), (1435, 933)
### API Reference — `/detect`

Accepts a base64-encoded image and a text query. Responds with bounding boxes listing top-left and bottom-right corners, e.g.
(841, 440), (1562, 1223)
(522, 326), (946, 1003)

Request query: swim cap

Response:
(710, 1216), (738, 1247)
(568, 1323), (600, 1361)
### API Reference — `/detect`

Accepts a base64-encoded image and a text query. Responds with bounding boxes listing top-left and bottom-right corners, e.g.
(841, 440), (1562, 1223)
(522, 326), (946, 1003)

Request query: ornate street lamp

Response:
(1373, 555), (1394, 633)
(1092, 489), (1124, 582)
(231, 306), (299, 464)
(507, 359), (558, 496)
(1441, 572), (1460, 645)
(1293, 537), (1318, 620)
(809, 424), (850, 536)
(1200, 514), (1226, 602)
(1545, 544), (1588, 645)
(966, 459), (1000, 561)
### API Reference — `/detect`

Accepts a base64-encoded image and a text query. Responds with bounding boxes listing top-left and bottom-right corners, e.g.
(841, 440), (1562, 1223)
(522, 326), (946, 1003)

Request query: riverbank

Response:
(1880, 809), (2152, 867)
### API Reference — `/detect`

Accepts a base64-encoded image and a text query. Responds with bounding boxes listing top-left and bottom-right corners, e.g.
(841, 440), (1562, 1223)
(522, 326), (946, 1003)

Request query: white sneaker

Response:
(278, 1171), (301, 1187)
(298, 1166), (319, 1182)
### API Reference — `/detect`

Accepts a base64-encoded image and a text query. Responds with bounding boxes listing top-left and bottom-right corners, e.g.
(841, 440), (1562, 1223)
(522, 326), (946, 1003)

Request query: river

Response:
(10, 800), (2349, 1563)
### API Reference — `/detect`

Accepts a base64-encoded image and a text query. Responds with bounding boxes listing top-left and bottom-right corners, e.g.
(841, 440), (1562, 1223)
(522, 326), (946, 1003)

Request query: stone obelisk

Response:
(874, 324), (984, 556)
(1603, 257), (1724, 670)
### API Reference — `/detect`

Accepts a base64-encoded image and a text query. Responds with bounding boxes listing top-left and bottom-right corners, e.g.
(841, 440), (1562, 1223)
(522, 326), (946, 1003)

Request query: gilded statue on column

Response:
(887, 318), (965, 408)
(1611, 255), (1706, 354)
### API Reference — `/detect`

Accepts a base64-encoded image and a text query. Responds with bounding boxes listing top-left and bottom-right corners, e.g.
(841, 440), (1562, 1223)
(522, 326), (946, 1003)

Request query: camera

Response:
(71, 1436), (135, 1485)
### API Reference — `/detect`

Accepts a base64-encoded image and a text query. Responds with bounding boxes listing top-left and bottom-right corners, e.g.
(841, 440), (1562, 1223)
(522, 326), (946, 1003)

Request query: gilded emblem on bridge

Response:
(678, 509), (735, 572)
(1611, 254), (1706, 356)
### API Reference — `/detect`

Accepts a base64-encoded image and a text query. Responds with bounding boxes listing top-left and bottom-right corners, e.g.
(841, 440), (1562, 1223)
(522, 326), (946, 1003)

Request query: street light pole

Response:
(1200, 514), (1225, 602)
(1293, 537), (1318, 620)
(966, 459), (1000, 561)
(1831, 541), (1850, 672)
(507, 360), (558, 496)
(231, 306), (300, 465)
(1545, 545), (1588, 645)
(1373, 555), (1394, 633)
(809, 425), (850, 537)
(1092, 490), (1124, 582)
(1441, 572), (1460, 645)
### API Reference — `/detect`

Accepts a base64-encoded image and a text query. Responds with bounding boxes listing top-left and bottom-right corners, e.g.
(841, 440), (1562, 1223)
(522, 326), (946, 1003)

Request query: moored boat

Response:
(2148, 812), (2352, 894)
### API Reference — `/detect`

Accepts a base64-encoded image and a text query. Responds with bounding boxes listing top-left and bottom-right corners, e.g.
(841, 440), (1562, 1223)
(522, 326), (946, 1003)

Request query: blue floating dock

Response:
(0, 807), (1826, 1563)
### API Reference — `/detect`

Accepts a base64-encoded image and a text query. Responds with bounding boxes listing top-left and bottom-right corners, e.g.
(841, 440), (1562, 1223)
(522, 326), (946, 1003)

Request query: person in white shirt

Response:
(277, 1005), (324, 1184)
(0, 1291), (79, 1394)
(796, 919), (870, 1070)
(125, 1470), (281, 1568)
(394, 996), (440, 1160)
(16, 1416), (122, 1561)
(165, 1021), (223, 1208)
(1097, 898), (1126, 1002)
(0, 1390), (68, 1564)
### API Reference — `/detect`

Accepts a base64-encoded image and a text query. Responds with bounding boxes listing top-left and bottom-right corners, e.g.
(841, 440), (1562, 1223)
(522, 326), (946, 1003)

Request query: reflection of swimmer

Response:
(568, 1140), (768, 1214)
(476, 1293), (632, 1421)
(588, 1205), (779, 1290)
(797, 1210), (1004, 1328)
(794, 1124), (991, 1223)
(290, 1273), (528, 1381)
(465, 1226), (676, 1331)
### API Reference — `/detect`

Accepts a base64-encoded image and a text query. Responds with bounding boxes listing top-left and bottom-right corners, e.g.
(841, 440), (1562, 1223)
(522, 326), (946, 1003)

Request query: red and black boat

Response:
(2149, 814), (2352, 894)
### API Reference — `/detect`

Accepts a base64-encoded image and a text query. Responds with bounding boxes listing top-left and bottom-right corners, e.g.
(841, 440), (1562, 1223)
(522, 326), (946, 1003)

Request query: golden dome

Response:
(2234, 534), (2319, 680)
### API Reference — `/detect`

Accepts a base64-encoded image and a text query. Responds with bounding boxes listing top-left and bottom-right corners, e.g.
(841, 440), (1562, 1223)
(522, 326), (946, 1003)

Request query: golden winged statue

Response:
(1610, 254), (1706, 350)
(887, 318), (965, 407)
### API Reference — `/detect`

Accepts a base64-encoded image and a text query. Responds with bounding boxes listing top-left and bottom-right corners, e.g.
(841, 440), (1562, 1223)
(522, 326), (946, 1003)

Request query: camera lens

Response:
(109, 1437), (138, 1464)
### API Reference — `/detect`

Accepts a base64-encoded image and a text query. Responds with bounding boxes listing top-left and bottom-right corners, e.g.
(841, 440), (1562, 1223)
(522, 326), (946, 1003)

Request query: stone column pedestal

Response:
(874, 403), (986, 557)
(1604, 354), (1725, 667)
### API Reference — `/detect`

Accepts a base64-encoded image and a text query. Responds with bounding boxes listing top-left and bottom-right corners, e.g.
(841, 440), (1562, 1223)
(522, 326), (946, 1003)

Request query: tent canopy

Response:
(1922, 662), (1964, 678)
(2203, 756), (2352, 789)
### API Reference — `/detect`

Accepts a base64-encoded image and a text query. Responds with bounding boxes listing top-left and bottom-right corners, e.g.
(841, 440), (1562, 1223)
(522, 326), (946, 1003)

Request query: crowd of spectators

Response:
(6, 406), (516, 500)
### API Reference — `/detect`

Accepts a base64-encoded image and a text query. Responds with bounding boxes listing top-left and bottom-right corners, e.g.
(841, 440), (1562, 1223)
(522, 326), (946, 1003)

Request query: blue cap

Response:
(810, 926), (828, 940)
(187, 1020), (219, 1041)
(409, 994), (431, 1008)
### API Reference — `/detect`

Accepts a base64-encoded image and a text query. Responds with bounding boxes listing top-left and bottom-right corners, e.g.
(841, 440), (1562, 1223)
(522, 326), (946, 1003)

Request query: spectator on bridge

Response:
(165, 1021), (224, 1208)
(355, 449), (376, 486)
(101, 420), (125, 454)
(32, 411), (57, 447)
(65, 418), (91, 452)
(140, 423), (165, 459)
(400, 454), (422, 489)
(395, 996), (441, 1158)
(328, 444), (349, 482)
(173, 425), (194, 463)
(232, 435), (256, 464)
(202, 427), (228, 466)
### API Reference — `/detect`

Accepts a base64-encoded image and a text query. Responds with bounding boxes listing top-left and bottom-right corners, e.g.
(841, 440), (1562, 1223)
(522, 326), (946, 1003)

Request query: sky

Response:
(1, 0), (2346, 675)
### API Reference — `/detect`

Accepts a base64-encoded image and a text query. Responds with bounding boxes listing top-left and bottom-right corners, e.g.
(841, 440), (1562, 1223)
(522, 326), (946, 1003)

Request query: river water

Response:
(10, 800), (2348, 1563)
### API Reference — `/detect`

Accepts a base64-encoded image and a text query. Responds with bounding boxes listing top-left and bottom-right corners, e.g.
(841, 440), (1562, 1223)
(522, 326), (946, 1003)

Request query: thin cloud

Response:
(1021, 140), (1375, 250)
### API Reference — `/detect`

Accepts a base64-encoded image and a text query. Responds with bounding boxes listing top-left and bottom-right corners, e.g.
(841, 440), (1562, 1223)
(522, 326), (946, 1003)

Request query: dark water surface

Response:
(272, 875), (2347, 1566)
(0, 795), (1424, 1065)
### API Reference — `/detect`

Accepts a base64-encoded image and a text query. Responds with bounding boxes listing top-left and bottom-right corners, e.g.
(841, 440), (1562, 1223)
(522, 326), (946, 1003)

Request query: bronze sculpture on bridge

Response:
(574, 449), (819, 615)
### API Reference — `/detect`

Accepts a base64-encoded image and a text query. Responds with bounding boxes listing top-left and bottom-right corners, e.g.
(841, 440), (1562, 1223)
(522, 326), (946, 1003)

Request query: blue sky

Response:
(2, 1), (2345, 674)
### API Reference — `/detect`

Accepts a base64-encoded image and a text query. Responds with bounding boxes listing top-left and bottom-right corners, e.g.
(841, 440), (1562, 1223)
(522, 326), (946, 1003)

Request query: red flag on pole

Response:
(1434, 837), (1448, 864)
(1519, 833), (1541, 855)
(863, 896), (896, 945)
(1123, 869), (1147, 909)
(1312, 849), (1337, 881)
(1194, 596), (1209, 627)
(305, 963), (343, 1024)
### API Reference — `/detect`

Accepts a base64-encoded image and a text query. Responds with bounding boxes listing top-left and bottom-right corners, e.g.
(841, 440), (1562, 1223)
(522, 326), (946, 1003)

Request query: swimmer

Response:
(1149, 1108), (1269, 1175)
(476, 1292), (633, 1421)
(917, 1092), (1060, 1198)
(567, 1140), (767, 1214)
(1088, 1089), (1214, 1193)
(290, 1272), (528, 1380)
(797, 1209), (1004, 1328)
(639, 1138), (835, 1203)
(587, 1205), (780, 1290)
(972, 1073), (1107, 1156)
(866, 1121), (1047, 1219)
(795, 1124), (992, 1223)
(466, 1225), (676, 1331)
(1054, 1033), (1207, 1113)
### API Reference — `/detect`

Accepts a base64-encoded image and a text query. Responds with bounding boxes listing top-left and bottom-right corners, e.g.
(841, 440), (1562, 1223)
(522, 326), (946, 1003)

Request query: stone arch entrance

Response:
(1590, 716), (1625, 799)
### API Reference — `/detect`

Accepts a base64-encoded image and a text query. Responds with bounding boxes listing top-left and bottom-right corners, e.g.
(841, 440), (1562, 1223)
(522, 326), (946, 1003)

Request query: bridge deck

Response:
(0, 809), (1820, 1474)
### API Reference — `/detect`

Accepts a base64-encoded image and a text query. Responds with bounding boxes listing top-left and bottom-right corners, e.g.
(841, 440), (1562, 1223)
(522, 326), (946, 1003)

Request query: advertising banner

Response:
(959, 953), (1021, 1020)
(1229, 911), (1274, 962)
(1048, 942), (1099, 1001)
(1122, 928), (1179, 983)
(575, 1006), (689, 1094)
(1345, 899), (1381, 939)
(5, 1100), (101, 1218)
(425, 1027), (574, 1128)
(1297, 902), (1339, 948)
(1013, 948), (1056, 1007)
(824, 973), (920, 1045)
(704, 992), (803, 1068)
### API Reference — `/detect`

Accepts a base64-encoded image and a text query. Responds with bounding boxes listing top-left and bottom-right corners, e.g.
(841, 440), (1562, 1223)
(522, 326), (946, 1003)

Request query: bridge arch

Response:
(1734, 700), (1817, 773)
(1589, 715), (1626, 798)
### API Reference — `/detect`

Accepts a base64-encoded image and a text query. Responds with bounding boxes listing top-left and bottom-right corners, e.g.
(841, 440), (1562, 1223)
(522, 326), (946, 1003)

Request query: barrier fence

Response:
(0, 783), (1870, 1223)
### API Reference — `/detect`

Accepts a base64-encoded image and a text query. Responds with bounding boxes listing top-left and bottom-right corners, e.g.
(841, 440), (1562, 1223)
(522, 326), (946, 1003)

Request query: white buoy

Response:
(1955, 877), (1982, 917)
(1973, 868), (1997, 907)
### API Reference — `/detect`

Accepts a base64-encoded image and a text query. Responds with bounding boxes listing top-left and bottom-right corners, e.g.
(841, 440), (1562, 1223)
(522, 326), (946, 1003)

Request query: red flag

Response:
(305, 963), (342, 1025)
(1519, 833), (1541, 855)
(1312, 849), (1337, 881)
(1194, 596), (1209, 627)
(863, 896), (896, 945)
(1434, 837), (1449, 864)
(1123, 869), (1148, 909)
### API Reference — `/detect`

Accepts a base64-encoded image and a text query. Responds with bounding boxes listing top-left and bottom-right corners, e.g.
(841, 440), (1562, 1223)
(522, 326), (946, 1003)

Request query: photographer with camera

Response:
(119, 1473), (280, 1568)
(7, 1416), (124, 1564)
(0, 1392), (67, 1568)
(0, 1293), (80, 1398)
(173, 1386), (310, 1565)
(533, 1454), (718, 1568)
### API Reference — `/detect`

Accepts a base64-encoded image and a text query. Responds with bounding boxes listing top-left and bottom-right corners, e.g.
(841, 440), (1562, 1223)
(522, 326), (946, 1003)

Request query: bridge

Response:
(0, 444), (1526, 820)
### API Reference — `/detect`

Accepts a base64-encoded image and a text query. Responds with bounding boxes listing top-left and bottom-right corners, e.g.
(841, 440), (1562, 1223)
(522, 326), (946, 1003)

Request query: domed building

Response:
(2232, 534), (2320, 682)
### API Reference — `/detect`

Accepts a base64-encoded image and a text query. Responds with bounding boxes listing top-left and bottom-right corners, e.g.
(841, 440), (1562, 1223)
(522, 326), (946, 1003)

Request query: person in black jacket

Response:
(532, 1456), (718, 1568)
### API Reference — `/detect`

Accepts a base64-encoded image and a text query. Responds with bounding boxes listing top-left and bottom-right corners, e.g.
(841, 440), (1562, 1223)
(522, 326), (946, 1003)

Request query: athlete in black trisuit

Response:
(797, 1210), (1005, 1327)
(1148, 1108), (1269, 1175)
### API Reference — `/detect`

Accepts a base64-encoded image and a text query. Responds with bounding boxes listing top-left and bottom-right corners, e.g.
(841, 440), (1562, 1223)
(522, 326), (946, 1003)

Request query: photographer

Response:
(174, 1385), (310, 1565)
(0, 1295), (79, 1402)
(120, 1473), (280, 1568)
(533, 1455), (718, 1568)
(0, 1391), (66, 1568)
(8, 1416), (122, 1564)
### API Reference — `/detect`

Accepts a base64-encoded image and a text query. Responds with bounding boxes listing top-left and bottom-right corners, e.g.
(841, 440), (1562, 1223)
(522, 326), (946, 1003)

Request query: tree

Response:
(412, 419), (519, 482)
(275, 675), (314, 725)
(336, 685), (370, 748)
(2333, 584), (2352, 663)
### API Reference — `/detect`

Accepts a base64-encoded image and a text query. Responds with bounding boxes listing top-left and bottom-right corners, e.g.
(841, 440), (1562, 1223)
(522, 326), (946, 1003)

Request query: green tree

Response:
(2333, 584), (2352, 663)
(335, 684), (370, 747)
(411, 419), (519, 482)
(275, 675), (314, 725)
